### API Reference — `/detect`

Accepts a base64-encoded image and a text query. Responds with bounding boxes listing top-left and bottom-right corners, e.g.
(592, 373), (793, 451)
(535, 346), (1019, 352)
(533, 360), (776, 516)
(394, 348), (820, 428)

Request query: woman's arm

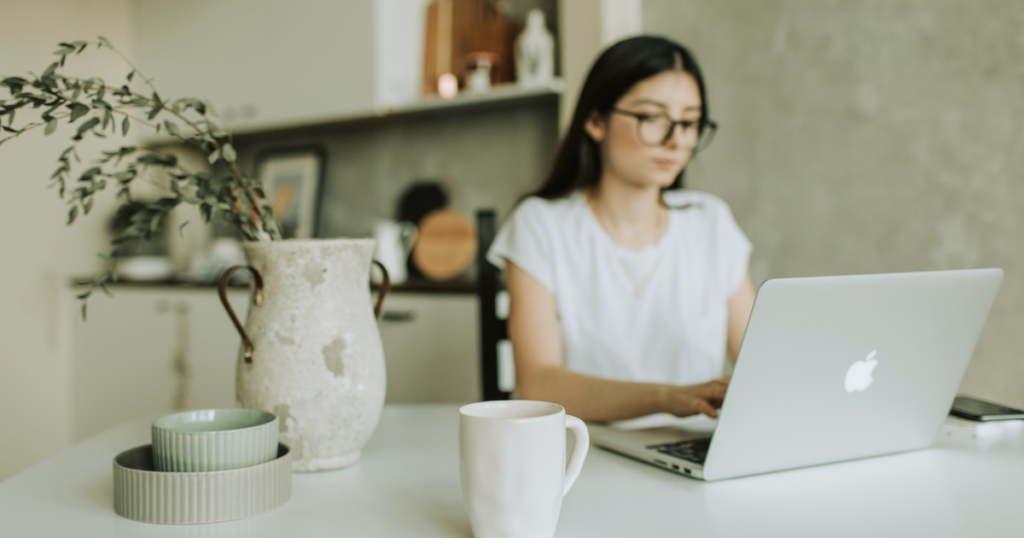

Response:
(726, 272), (756, 362)
(506, 261), (729, 422)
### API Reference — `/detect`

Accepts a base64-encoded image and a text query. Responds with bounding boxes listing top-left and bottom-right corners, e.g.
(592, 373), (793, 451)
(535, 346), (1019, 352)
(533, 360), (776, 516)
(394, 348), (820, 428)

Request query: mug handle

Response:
(372, 260), (390, 319)
(218, 265), (265, 364)
(563, 415), (590, 496)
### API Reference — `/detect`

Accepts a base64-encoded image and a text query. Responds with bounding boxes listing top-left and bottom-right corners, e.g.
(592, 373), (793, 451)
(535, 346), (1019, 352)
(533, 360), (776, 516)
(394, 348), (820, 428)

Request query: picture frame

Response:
(254, 147), (327, 239)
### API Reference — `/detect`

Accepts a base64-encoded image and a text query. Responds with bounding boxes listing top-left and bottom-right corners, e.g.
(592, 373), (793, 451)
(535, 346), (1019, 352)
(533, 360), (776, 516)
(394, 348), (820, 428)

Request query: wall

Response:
(134, 0), (376, 128)
(559, 0), (643, 128)
(0, 0), (136, 481)
(644, 0), (1024, 407)
(234, 98), (560, 241)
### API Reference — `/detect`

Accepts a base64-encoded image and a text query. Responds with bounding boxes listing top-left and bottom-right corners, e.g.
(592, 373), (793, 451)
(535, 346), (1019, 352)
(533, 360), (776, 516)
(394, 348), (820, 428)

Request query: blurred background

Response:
(1, 0), (1022, 481)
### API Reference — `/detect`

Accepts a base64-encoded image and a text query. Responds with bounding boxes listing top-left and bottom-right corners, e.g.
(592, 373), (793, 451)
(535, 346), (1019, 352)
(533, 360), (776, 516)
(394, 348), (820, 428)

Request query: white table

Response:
(2, 405), (1022, 537)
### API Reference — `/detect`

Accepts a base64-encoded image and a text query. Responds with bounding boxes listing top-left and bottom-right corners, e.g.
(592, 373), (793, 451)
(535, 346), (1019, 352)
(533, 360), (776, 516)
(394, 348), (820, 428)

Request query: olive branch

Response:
(0, 37), (283, 319)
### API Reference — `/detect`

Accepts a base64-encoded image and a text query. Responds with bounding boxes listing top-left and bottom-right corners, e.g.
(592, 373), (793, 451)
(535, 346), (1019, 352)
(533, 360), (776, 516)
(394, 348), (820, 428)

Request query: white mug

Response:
(459, 401), (589, 538)
(372, 219), (417, 284)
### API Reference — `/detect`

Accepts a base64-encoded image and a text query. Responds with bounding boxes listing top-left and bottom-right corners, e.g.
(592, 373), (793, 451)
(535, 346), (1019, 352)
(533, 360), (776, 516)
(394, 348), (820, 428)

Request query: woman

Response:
(487, 36), (756, 422)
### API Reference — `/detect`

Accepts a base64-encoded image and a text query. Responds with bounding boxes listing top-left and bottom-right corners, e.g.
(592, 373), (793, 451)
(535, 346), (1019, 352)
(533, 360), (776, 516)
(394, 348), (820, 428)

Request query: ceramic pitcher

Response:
(218, 238), (390, 471)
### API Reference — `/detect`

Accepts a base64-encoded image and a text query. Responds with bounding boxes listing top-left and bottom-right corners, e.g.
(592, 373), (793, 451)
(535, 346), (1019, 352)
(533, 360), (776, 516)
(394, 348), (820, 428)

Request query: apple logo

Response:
(845, 350), (878, 393)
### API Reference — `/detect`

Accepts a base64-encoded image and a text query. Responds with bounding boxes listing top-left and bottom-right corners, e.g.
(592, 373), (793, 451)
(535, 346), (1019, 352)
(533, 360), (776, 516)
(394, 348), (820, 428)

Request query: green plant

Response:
(0, 37), (282, 318)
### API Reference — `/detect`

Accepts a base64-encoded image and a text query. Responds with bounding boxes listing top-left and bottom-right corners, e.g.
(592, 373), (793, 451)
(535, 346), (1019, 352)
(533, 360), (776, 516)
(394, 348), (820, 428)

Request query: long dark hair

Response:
(533, 36), (709, 200)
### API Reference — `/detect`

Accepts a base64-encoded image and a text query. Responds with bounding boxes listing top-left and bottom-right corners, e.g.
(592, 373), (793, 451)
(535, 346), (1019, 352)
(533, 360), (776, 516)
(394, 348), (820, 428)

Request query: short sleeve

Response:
(486, 198), (556, 293)
(707, 196), (752, 296)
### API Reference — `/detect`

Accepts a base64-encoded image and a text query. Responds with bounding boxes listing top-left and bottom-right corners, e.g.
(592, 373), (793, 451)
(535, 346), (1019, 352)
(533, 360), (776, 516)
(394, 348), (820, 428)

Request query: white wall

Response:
(558, 0), (643, 128)
(374, 0), (433, 109)
(133, 0), (376, 129)
(0, 0), (136, 481)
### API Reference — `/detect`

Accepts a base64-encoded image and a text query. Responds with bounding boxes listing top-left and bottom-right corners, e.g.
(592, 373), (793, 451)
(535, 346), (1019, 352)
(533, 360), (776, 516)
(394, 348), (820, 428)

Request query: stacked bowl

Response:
(112, 409), (292, 524)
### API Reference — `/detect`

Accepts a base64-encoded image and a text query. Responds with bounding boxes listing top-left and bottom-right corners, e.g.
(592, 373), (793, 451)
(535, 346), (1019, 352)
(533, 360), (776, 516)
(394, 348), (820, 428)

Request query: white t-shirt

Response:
(487, 189), (752, 386)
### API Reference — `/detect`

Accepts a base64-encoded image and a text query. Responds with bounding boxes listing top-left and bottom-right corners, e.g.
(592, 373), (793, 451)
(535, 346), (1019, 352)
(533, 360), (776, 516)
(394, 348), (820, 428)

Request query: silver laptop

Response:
(590, 269), (1003, 481)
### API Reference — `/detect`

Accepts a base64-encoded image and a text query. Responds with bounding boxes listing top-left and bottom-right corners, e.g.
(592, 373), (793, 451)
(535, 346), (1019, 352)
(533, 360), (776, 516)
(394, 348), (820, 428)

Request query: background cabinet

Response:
(72, 288), (478, 441)
(378, 294), (480, 404)
(72, 288), (248, 441)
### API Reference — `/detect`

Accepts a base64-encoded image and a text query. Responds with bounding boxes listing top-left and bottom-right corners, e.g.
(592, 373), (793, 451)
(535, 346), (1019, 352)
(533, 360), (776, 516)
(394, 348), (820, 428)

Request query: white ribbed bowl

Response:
(113, 443), (291, 524)
(152, 408), (279, 472)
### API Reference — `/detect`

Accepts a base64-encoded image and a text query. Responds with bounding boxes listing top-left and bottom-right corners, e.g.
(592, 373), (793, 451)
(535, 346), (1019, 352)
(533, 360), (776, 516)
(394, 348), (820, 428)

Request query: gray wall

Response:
(235, 99), (560, 240)
(645, 0), (1024, 407)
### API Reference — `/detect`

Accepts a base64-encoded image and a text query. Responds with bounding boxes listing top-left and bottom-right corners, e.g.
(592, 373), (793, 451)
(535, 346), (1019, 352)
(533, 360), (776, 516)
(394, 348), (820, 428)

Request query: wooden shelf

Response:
(71, 277), (477, 295)
(143, 80), (563, 147)
(229, 80), (563, 145)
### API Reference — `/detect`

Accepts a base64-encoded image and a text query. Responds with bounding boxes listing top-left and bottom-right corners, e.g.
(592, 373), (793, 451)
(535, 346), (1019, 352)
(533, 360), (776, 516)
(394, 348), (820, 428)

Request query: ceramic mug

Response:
(459, 400), (589, 538)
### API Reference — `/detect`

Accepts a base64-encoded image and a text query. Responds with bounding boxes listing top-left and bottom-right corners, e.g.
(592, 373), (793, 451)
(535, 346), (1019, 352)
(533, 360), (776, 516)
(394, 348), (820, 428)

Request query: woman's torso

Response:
(488, 189), (751, 386)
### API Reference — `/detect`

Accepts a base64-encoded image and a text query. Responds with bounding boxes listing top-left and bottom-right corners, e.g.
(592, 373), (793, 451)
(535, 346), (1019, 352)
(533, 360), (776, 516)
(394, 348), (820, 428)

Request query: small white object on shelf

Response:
(117, 256), (175, 282)
(515, 9), (555, 88)
(943, 415), (1024, 438)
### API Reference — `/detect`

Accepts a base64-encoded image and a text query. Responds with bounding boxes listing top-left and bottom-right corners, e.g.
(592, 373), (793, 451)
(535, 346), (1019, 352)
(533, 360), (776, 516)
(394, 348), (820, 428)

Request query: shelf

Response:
(142, 80), (563, 148)
(71, 277), (477, 295)
(226, 80), (563, 146)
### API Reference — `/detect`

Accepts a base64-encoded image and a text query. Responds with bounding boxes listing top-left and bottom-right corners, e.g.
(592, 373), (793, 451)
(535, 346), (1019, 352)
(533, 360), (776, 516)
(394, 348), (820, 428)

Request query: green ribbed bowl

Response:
(152, 408), (279, 472)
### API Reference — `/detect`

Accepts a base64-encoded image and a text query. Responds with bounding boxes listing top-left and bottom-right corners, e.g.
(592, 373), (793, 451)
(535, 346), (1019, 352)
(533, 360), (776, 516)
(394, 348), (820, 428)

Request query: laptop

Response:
(589, 269), (1003, 481)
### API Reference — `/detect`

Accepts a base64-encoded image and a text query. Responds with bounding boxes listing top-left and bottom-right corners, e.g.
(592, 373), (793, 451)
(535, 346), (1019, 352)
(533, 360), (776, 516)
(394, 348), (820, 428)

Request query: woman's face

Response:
(585, 70), (703, 190)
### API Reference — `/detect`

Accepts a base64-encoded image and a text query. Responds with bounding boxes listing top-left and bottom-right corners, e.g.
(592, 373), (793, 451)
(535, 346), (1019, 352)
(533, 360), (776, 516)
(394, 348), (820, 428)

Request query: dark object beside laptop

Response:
(950, 396), (1024, 421)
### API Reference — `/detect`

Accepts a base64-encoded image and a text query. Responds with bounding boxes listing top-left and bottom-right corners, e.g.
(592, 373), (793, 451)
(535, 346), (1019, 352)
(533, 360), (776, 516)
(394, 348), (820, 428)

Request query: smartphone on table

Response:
(950, 396), (1024, 421)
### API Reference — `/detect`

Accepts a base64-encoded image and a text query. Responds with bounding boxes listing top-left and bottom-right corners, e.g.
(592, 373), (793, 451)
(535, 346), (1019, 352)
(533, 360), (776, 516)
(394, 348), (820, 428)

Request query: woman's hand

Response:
(663, 377), (731, 418)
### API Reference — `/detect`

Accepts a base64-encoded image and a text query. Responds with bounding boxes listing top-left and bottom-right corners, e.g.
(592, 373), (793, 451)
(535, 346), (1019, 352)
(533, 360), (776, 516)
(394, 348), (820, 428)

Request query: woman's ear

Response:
(583, 110), (606, 143)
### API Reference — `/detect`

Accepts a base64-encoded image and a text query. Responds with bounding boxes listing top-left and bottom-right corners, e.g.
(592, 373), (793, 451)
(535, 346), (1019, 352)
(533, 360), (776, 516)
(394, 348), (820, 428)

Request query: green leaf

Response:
(178, 220), (189, 238)
(81, 303), (87, 322)
(122, 116), (129, 136)
(84, 197), (94, 215)
(147, 105), (160, 121)
(78, 117), (100, 132)
(41, 102), (62, 121)
(97, 36), (113, 49)
(102, 110), (112, 131)
(53, 46), (76, 56)
(164, 120), (180, 136)
(68, 102), (89, 122)
(126, 70), (135, 82)
(44, 118), (57, 135)
(67, 205), (78, 225)
(221, 143), (236, 163)
(207, 148), (220, 164)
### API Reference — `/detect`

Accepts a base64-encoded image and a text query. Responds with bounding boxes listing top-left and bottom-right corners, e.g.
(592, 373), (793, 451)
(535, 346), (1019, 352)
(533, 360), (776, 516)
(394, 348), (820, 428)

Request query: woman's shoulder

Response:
(663, 189), (733, 215)
(663, 189), (746, 239)
(508, 193), (586, 225)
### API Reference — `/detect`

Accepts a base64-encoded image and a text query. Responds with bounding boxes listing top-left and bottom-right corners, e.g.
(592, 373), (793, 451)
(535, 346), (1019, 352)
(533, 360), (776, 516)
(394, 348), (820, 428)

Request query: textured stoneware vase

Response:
(219, 238), (389, 472)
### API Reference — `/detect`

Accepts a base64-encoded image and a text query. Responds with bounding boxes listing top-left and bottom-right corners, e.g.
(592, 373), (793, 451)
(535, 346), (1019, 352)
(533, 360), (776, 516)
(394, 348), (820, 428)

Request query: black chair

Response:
(477, 210), (512, 401)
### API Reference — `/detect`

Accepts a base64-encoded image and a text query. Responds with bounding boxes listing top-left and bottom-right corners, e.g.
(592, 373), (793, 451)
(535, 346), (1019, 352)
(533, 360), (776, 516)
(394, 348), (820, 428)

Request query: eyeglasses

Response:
(611, 108), (718, 152)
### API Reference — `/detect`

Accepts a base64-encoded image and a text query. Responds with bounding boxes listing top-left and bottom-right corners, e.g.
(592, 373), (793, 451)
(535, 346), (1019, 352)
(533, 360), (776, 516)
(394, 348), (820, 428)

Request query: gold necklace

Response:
(611, 245), (661, 297)
(588, 195), (667, 297)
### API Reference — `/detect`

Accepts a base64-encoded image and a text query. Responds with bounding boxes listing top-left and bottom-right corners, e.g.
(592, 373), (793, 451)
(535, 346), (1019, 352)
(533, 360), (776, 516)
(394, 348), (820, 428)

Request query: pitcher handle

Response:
(218, 265), (265, 364)
(372, 260), (390, 319)
(563, 415), (590, 496)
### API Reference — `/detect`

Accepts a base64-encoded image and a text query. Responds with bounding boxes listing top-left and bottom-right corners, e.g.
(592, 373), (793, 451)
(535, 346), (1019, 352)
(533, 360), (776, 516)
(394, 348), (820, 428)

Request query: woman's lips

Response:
(654, 158), (682, 169)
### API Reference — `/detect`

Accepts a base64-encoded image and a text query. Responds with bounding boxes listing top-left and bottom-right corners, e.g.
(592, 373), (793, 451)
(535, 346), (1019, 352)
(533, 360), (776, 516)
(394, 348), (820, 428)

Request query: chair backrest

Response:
(476, 210), (512, 401)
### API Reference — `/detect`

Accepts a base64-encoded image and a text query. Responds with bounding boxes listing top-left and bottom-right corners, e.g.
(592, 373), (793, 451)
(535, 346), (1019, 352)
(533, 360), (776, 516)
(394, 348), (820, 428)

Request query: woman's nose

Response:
(662, 123), (692, 149)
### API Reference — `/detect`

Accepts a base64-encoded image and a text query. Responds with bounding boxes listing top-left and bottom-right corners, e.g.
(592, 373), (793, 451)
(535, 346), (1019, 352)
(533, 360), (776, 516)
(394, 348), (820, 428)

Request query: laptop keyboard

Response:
(648, 438), (711, 464)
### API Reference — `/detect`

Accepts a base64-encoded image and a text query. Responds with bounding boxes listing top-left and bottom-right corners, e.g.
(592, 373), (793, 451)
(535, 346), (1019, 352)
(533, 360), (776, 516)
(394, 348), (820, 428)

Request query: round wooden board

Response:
(412, 209), (477, 281)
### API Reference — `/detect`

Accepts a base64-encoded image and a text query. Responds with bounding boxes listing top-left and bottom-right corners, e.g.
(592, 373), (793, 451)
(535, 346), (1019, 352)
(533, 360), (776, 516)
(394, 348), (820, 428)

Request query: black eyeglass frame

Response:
(611, 108), (718, 152)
